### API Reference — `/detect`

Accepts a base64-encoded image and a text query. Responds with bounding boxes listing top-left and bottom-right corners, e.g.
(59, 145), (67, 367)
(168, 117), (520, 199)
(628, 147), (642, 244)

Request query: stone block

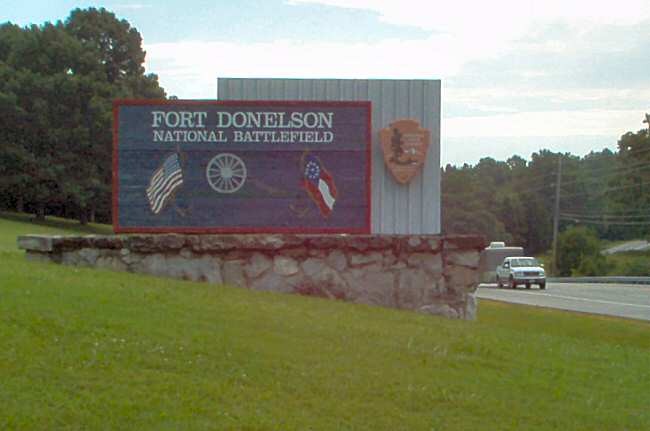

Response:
(364, 236), (394, 250)
(349, 252), (382, 267)
(223, 260), (246, 288)
(61, 251), (81, 266)
(135, 254), (169, 277)
(194, 255), (223, 284)
(308, 237), (341, 249)
(274, 256), (299, 276)
(301, 257), (327, 277)
(15, 233), (484, 320)
(127, 235), (185, 253)
(396, 269), (430, 309)
(89, 235), (123, 249)
(244, 252), (271, 278)
(96, 254), (128, 272)
(236, 235), (286, 250)
(347, 270), (395, 307)
(343, 237), (370, 251)
(407, 253), (443, 275)
(445, 266), (479, 293)
(179, 248), (194, 259)
(148, 254), (222, 283)
(78, 248), (100, 265)
(418, 303), (459, 319)
(326, 250), (347, 272)
(464, 293), (477, 320)
(159, 234), (186, 250)
(301, 266), (348, 299)
(191, 235), (236, 252)
(17, 235), (59, 252)
(445, 250), (480, 269)
(25, 251), (53, 264)
(383, 250), (397, 266)
(250, 271), (294, 293)
(427, 238), (442, 252)
(121, 250), (143, 266)
(279, 247), (309, 259)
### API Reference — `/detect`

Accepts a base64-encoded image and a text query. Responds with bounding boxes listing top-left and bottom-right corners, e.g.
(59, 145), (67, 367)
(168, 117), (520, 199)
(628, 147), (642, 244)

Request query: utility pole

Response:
(551, 156), (562, 275)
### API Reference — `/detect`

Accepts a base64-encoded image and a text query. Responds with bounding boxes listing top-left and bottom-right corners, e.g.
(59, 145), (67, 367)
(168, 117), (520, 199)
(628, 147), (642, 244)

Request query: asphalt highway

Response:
(477, 282), (650, 321)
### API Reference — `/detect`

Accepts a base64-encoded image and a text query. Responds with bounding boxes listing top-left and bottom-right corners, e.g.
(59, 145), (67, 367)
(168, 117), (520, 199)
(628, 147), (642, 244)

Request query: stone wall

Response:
(17, 234), (485, 320)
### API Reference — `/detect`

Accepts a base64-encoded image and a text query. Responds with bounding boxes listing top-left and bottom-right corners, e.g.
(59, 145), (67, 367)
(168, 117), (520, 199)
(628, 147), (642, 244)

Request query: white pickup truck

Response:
(496, 257), (546, 289)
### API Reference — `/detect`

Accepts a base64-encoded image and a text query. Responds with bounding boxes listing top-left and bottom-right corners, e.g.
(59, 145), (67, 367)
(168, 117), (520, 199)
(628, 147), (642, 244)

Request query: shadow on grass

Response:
(0, 211), (113, 236)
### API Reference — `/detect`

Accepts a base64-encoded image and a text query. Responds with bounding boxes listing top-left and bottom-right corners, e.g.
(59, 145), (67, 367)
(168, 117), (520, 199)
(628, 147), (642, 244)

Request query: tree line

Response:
(442, 127), (650, 257)
(2, 7), (649, 259)
(0, 8), (165, 224)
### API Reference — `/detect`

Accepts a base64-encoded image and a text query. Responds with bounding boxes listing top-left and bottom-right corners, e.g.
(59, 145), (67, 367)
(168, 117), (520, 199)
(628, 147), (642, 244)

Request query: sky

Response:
(4, 0), (650, 166)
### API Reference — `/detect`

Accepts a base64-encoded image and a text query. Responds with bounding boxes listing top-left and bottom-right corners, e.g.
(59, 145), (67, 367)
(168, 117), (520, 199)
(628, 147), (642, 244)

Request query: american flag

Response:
(146, 153), (183, 214)
(303, 154), (337, 217)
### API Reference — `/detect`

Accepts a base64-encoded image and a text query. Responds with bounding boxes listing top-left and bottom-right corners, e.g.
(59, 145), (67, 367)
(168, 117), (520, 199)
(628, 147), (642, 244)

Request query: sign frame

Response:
(112, 99), (372, 234)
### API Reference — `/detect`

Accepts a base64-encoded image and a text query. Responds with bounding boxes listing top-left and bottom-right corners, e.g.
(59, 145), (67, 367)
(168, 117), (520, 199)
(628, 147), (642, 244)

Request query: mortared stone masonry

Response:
(18, 234), (485, 320)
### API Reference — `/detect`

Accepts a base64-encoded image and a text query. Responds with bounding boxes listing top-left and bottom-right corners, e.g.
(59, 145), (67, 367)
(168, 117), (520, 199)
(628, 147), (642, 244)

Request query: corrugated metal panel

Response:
(217, 78), (441, 234)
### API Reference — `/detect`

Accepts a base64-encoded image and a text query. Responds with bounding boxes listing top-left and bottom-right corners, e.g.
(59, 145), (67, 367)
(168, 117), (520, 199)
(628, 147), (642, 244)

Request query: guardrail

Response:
(548, 276), (650, 285)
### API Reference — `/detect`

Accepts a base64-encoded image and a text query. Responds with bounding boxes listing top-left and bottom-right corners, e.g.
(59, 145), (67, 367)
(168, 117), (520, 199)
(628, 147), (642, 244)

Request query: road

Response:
(477, 282), (650, 321)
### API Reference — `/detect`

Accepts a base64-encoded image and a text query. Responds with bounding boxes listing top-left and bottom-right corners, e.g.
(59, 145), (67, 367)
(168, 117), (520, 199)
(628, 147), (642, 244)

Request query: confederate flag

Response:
(303, 154), (337, 217)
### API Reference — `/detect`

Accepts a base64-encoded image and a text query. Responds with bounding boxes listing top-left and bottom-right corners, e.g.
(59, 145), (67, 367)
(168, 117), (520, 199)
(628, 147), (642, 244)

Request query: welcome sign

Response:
(113, 100), (371, 233)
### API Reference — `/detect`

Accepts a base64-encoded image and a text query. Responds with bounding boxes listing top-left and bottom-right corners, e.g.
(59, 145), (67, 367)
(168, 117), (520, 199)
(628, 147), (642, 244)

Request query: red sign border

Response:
(112, 99), (372, 234)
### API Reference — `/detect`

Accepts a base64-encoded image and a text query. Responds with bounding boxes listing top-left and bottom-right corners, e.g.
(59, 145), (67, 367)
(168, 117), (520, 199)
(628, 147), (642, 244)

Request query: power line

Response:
(442, 179), (555, 200)
(560, 178), (650, 199)
(560, 207), (650, 216)
(561, 212), (650, 220)
(560, 216), (650, 226)
(513, 182), (556, 195)
(512, 170), (557, 183)
(559, 161), (650, 188)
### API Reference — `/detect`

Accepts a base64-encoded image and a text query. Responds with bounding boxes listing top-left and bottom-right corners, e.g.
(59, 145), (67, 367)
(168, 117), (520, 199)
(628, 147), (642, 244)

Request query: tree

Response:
(556, 226), (605, 276)
(0, 8), (165, 223)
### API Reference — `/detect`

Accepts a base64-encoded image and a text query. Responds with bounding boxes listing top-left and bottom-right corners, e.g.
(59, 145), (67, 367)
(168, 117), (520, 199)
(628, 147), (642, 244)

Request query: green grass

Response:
(0, 211), (112, 252)
(2, 213), (650, 430)
(605, 250), (650, 276)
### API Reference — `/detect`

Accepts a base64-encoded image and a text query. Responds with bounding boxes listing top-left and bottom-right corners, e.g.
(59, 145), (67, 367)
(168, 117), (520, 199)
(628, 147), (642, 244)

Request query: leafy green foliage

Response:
(573, 255), (609, 277)
(606, 251), (650, 276)
(556, 226), (605, 276)
(442, 134), (650, 256)
(0, 8), (165, 224)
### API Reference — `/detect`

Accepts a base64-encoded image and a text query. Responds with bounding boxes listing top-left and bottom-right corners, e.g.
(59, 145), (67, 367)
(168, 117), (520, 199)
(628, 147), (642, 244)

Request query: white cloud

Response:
(444, 87), (650, 109)
(444, 109), (644, 138)
(145, 37), (460, 98)
(289, 0), (650, 27)
(113, 3), (151, 10)
(141, 1), (650, 158)
(144, 38), (648, 140)
(288, 0), (650, 59)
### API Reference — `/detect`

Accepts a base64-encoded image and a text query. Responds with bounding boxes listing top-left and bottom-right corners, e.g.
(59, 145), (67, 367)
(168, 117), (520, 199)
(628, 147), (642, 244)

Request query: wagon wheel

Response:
(206, 153), (247, 194)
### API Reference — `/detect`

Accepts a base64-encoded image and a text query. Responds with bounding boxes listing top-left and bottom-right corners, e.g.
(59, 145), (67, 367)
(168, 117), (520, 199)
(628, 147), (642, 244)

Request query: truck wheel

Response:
(539, 282), (546, 290)
(525, 283), (531, 289)
(509, 276), (516, 289)
(496, 275), (502, 288)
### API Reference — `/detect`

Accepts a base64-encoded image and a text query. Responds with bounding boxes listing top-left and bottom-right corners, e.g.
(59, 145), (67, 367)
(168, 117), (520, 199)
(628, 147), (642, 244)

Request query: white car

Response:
(495, 257), (546, 289)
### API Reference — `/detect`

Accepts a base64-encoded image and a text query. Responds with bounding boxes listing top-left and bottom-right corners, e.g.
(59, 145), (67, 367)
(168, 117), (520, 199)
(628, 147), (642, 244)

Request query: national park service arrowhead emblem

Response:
(380, 119), (430, 184)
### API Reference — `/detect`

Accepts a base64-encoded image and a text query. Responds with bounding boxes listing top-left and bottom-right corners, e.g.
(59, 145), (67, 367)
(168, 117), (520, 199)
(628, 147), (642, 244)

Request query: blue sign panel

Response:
(113, 100), (371, 233)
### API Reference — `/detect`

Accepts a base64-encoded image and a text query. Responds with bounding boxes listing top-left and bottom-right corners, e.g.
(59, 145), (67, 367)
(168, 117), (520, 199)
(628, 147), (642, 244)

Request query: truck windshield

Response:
(511, 258), (539, 267)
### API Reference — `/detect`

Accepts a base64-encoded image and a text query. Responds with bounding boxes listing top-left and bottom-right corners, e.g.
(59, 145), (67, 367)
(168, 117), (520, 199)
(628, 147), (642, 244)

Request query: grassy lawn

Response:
(0, 211), (112, 252)
(1, 212), (649, 430)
